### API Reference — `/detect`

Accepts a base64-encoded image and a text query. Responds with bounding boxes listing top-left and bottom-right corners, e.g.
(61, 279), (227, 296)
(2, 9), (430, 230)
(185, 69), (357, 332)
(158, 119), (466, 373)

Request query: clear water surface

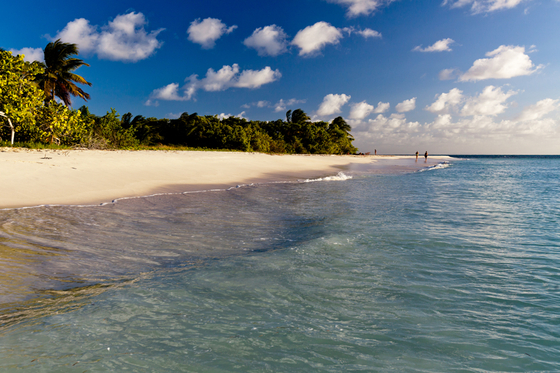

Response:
(0, 157), (559, 372)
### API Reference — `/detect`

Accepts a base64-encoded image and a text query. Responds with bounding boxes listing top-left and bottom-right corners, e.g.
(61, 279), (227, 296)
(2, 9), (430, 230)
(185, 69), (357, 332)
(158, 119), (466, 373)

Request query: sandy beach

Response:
(0, 148), (448, 209)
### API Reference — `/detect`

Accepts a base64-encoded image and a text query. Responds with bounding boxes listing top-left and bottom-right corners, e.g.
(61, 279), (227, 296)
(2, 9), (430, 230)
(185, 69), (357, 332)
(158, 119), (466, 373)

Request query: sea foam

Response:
(300, 171), (352, 183)
(418, 161), (450, 172)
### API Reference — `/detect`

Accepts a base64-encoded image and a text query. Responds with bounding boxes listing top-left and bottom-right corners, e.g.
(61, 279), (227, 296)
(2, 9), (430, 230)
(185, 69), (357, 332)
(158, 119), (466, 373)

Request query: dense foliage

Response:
(2, 47), (357, 153)
(0, 50), (91, 145)
(73, 107), (358, 154)
(0, 50), (45, 142)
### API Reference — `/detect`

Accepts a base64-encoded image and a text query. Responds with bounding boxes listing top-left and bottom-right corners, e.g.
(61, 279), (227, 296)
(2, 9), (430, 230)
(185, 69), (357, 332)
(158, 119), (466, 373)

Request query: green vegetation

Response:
(37, 39), (92, 106)
(1, 43), (91, 146)
(1, 43), (357, 154)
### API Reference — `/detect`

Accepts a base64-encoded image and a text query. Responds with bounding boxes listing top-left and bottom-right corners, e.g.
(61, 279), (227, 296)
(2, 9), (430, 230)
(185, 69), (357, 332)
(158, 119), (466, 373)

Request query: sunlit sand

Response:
(0, 148), (449, 209)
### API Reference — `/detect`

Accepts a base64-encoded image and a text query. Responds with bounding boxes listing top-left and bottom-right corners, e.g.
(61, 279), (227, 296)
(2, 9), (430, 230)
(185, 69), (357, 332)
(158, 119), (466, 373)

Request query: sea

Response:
(0, 156), (559, 372)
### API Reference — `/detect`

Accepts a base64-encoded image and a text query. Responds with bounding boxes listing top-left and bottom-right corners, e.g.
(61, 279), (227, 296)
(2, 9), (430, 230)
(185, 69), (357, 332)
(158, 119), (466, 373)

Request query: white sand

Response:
(0, 148), (448, 209)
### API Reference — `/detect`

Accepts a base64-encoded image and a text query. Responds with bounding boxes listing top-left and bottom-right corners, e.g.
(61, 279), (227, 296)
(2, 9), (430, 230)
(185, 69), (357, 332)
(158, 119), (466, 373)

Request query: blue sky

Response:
(3, 0), (560, 153)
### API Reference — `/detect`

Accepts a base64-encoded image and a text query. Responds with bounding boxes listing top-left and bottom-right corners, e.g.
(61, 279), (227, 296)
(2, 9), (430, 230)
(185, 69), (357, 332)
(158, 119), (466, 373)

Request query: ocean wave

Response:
(300, 172), (352, 183)
(418, 161), (451, 172)
(1, 172), (355, 211)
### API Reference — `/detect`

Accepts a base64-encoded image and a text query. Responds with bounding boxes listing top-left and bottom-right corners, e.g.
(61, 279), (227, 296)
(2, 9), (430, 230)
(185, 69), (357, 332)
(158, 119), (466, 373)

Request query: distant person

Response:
(415, 151), (419, 162)
(424, 151), (428, 163)
(374, 149), (377, 155)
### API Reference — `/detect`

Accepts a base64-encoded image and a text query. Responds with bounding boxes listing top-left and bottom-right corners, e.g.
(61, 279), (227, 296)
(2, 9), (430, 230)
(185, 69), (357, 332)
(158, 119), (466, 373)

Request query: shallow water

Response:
(1, 157), (559, 372)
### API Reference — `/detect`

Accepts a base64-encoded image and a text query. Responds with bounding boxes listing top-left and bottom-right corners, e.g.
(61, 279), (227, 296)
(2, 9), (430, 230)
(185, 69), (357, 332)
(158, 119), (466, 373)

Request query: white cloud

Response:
(413, 38), (455, 52)
(244, 25), (288, 56)
(396, 97), (416, 112)
(187, 18), (237, 49)
(54, 18), (99, 53)
(97, 13), (164, 62)
(459, 45), (542, 81)
(218, 111), (246, 120)
(439, 68), (460, 80)
(9, 47), (44, 62)
(349, 101), (375, 120)
(241, 98), (307, 112)
(237, 67), (282, 88)
(53, 12), (164, 62)
(166, 112), (182, 119)
(460, 85), (517, 116)
(288, 23), (380, 57)
(326, 0), (390, 17)
(317, 93), (351, 116)
(516, 99), (560, 122)
(148, 64), (281, 103)
(292, 22), (344, 56)
(374, 101), (390, 113)
(350, 96), (560, 154)
(443, 0), (524, 14)
(151, 83), (185, 101)
(425, 88), (464, 113)
(274, 98), (307, 112)
(356, 28), (382, 38)
(195, 64), (281, 93)
(200, 64), (240, 91)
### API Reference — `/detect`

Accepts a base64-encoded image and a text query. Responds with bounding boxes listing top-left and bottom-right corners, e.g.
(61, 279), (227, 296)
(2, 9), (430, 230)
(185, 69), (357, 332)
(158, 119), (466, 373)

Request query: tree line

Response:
(1, 41), (357, 154)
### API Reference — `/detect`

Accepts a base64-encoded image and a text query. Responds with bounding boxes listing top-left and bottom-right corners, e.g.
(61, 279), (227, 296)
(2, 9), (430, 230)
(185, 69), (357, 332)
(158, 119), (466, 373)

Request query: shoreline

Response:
(1, 148), (450, 209)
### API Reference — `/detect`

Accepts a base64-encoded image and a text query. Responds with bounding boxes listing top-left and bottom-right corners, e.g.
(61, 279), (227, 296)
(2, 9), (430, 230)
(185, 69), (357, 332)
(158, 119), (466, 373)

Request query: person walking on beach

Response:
(415, 151), (419, 162)
(424, 151), (428, 163)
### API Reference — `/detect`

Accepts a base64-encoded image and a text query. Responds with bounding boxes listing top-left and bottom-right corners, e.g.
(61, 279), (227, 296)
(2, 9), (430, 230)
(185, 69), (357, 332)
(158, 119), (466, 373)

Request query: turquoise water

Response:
(1, 157), (559, 372)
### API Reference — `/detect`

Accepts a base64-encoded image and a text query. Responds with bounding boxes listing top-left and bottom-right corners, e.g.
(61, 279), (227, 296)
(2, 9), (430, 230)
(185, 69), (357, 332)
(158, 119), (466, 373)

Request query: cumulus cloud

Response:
(326, 0), (390, 17)
(424, 86), (519, 117)
(516, 98), (560, 122)
(349, 100), (389, 119)
(413, 38), (455, 52)
(396, 97), (416, 112)
(317, 93), (351, 116)
(244, 25), (288, 56)
(150, 83), (185, 101)
(187, 18), (237, 49)
(288, 23), (381, 57)
(237, 67), (282, 88)
(459, 45), (542, 81)
(52, 12), (163, 62)
(443, 0), (524, 14)
(148, 64), (281, 103)
(274, 98), (307, 112)
(97, 13), (164, 61)
(349, 101), (375, 120)
(292, 22), (344, 56)
(9, 47), (44, 62)
(425, 88), (464, 113)
(460, 85), (517, 116)
(218, 111), (246, 120)
(54, 18), (99, 53)
(374, 101), (390, 113)
(194, 64), (281, 93)
(350, 95), (560, 154)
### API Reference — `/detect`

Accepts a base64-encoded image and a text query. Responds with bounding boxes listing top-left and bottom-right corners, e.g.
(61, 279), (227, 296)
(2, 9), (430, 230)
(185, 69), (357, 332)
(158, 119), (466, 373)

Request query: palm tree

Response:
(330, 116), (352, 133)
(38, 39), (91, 106)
